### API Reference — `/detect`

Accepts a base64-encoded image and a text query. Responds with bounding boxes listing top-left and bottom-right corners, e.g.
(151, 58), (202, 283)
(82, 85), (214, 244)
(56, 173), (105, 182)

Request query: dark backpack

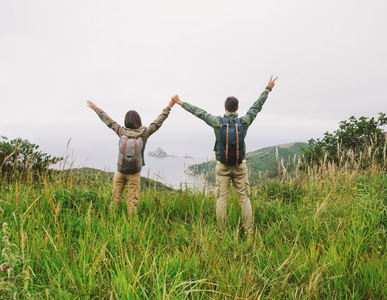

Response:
(117, 136), (143, 174)
(218, 117), (245, 166)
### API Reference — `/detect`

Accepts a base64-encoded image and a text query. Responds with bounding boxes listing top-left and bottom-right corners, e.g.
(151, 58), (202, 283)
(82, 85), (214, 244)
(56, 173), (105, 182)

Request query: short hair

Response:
(124, 110), (142, 129)
(225, 96), (239, 112)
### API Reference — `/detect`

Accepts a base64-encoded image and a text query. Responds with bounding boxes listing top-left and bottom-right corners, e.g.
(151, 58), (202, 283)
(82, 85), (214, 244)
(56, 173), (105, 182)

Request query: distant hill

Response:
(185, 142), (308, 185)
(60, 167), (172, 190)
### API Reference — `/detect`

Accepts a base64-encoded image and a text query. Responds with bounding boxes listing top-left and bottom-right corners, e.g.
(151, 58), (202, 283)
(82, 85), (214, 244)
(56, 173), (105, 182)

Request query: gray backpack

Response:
(117, 135), (143, 174)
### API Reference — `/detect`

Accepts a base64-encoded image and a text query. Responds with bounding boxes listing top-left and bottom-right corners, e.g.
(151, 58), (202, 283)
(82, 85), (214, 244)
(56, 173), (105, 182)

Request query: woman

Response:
(86, 99), (175, 215)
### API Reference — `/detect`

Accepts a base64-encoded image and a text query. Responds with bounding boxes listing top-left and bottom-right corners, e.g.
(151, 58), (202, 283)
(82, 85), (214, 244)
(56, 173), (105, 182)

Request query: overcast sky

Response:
(1, 0), (386, 171)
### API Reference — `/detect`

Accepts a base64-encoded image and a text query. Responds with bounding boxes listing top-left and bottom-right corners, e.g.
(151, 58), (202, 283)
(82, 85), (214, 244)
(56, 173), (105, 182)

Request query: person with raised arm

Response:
(87, 99), (175, 216)
(171, 76), (278, 235)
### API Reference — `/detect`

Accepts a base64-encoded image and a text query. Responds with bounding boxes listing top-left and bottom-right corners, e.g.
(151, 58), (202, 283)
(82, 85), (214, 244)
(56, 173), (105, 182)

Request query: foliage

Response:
(301, 112), (387, 169)
(0, 136), (63, 179)
(1, 157), (386, 298)
(247, 142), (307, 181)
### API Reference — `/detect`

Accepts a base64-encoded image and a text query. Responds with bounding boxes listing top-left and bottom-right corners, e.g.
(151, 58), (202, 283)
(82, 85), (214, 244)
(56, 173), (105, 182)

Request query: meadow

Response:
(1, 161), (386, 299)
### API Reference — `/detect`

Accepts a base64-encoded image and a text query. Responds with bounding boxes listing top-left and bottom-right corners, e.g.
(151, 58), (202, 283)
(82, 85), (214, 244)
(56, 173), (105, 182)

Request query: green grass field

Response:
(1, 164), (386, 299)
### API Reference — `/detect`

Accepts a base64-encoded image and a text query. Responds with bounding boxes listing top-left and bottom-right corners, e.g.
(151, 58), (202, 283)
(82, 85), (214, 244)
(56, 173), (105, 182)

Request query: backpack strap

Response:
(225, 122), (229, 166)
(121, 136), (129, 172)
(235, 122), (239, 166)
(134, 138), (138, 173)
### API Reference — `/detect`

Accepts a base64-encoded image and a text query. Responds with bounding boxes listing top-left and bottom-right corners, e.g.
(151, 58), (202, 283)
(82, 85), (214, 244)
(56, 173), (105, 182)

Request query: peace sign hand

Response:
(266, 75), (278, 92)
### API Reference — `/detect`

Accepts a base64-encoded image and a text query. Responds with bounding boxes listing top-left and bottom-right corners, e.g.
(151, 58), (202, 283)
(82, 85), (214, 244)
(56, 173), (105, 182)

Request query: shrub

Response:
(0, 136), (63, 179)
(300, 112), (387, 170)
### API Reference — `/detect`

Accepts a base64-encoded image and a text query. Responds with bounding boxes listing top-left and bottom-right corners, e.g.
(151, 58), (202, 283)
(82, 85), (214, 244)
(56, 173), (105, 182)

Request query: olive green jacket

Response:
(181, 91), (269, 161)
(94, 106), (171, 166)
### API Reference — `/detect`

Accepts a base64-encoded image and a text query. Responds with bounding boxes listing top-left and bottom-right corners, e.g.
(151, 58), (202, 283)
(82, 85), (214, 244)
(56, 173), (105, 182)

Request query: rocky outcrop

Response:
(147, 148), (168, 158)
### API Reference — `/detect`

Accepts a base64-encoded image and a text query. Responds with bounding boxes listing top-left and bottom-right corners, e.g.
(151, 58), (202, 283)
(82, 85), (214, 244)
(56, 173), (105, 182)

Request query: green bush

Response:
(301, 112), (387, 169)
(0, 136), (63, 180)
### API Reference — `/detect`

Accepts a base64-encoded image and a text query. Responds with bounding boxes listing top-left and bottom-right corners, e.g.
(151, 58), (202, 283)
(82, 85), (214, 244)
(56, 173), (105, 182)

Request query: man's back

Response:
(179, 90), (269, 161)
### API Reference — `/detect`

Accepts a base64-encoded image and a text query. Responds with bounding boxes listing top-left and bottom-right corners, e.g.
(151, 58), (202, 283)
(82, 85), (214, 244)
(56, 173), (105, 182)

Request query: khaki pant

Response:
(110, 170), (141, 215)
(215, 162), (253, 233)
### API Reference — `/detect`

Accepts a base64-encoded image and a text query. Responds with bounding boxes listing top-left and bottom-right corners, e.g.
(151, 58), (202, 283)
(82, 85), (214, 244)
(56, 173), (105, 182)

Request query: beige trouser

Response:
(215, 162), (253, 233)
(110, 170), (141, 214)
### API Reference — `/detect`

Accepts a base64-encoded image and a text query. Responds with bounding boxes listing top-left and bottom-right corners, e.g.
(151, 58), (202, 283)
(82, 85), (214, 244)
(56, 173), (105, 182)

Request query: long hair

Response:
(124, 110), (142, 129)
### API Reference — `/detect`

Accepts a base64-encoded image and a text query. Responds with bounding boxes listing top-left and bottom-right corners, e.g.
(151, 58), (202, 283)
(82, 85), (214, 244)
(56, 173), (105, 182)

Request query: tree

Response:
(0, 137), (63, 176)
(300, 112), (387, 169)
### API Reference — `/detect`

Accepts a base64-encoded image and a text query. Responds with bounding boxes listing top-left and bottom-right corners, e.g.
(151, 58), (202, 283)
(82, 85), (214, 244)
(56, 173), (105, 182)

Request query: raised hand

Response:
(168, 99), (175, 109)
(171, 95), (183, 106)
(266, 75), (278, 92)
(86, 100), (97, 110)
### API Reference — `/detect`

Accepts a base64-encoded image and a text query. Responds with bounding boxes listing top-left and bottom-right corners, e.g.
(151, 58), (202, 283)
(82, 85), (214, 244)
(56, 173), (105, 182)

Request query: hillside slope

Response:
(60, 167), (172, 190)
(185, 142), (307, 185)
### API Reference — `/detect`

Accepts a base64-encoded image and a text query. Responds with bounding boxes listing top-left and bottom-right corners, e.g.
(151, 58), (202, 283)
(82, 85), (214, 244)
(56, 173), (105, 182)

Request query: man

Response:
(171, 76), (278, 234)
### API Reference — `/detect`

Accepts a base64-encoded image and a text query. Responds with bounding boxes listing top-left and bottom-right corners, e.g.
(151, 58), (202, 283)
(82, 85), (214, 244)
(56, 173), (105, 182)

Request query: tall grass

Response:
(1, 150), (386, 299)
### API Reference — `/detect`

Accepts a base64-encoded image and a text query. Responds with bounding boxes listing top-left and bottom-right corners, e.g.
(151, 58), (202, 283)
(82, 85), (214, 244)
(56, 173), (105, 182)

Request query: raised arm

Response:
(171, 95), (219, 127)
(86, 100), (124, 137)
(242, 75), (278, 126)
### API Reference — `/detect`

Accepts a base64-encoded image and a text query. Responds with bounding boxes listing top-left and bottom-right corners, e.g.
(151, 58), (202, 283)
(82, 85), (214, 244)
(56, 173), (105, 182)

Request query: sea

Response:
(140, 155), (211, 189)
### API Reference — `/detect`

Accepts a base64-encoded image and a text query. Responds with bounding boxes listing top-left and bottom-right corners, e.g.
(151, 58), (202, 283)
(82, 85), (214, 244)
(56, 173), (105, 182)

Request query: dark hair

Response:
(225, 96), (239, 112)
(124, 110), (142, 129)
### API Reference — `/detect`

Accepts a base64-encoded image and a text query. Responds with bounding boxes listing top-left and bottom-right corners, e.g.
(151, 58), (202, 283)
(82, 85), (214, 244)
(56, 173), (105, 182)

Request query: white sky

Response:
(1, 0), (386, 171)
